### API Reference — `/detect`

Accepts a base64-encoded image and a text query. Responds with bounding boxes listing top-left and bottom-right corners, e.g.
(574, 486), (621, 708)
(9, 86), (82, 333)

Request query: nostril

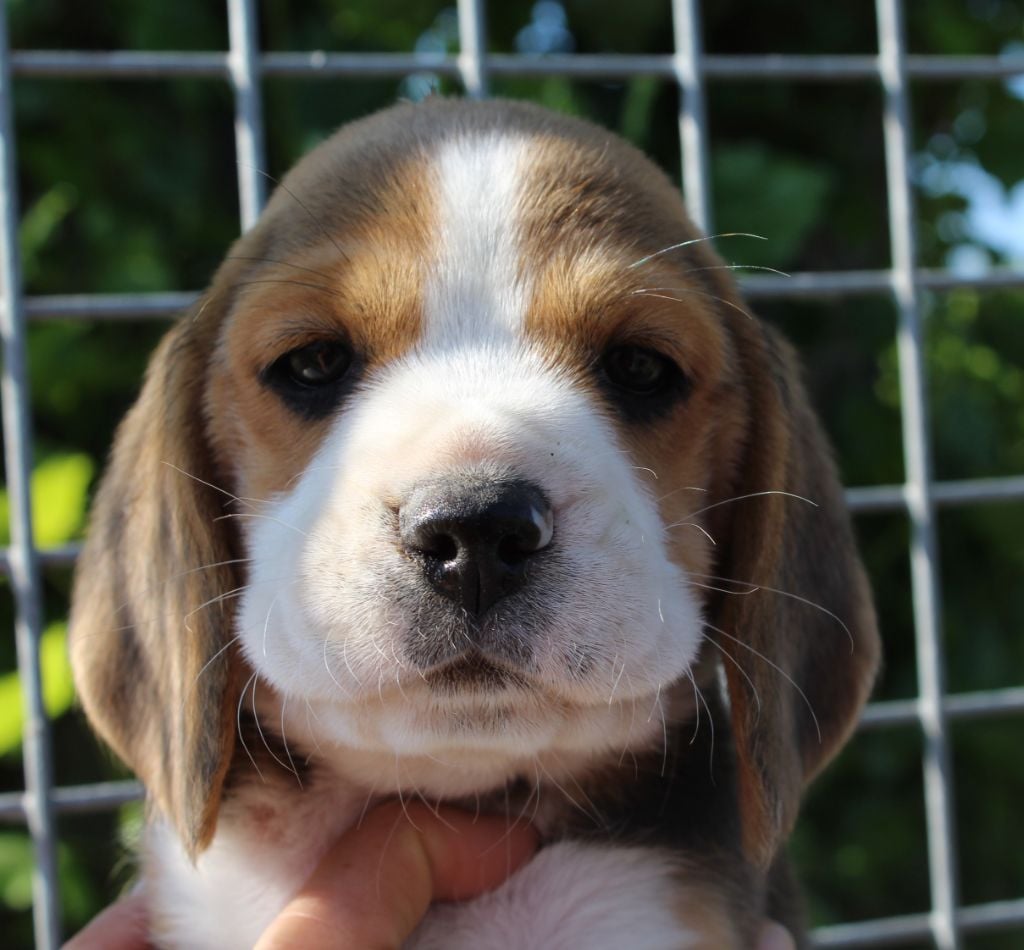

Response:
(418, 530), (459, 563)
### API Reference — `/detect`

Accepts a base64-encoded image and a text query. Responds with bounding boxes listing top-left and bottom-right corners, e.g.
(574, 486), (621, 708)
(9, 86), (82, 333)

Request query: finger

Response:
(63, 890), (149, 950)
(757, 920), (796, 950)
(255, 801), (538, 950)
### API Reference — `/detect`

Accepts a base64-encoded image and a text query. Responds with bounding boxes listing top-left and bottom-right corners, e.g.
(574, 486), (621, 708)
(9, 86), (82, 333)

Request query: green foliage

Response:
(0, 452), (90, 754)
(713, 144), (832, 268)
(0, 623), (75, 757)
(0, 453), (94, 549)
(0, 831), (98, 927)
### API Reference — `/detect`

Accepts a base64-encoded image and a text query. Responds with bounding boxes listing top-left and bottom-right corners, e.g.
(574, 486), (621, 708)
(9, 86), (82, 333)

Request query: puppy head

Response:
(70, 99), (878, 862)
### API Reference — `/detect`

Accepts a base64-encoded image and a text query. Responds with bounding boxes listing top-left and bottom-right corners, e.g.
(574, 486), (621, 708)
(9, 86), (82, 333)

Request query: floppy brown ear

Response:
(69, 312), (242, 859)
(710, 319), (880, 869)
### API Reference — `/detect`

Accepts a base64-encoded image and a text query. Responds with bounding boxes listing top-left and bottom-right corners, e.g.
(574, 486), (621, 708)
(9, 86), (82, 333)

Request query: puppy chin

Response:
(284, 681), (673, 798)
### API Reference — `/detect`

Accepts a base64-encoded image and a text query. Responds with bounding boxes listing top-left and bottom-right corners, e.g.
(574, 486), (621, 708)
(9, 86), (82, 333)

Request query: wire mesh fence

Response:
(0, 1), (1022, 947)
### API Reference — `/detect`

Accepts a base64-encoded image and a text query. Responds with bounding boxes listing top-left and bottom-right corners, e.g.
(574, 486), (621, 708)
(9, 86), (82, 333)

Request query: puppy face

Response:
(70, 99), (878, 863)
(213, 125), (737, 778)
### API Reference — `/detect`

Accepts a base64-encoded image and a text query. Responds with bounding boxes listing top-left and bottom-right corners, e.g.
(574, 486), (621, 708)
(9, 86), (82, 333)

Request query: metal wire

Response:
(2, 2), (1022, 947)
(0, 5), (60, 947)
(877, 3), (960, 945)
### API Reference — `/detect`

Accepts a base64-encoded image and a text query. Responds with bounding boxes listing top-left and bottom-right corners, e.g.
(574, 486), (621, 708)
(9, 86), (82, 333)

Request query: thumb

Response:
(256, 802), (538, 950)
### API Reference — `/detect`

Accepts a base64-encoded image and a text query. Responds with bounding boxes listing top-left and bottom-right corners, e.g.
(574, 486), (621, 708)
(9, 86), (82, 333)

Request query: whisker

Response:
(283, 463), (346, 490)
(535, 758), (602, 827)
(631, 465), (658, 480)
(251, 676), (301, 781)
(233, 277), (342, 298)
(630, 289), (752, 320)
(160, 461), (262, 512)
(193, 634), (242, 685)
(674, 490), (818, 523)
(354, 780), (379, 830)
(213, 511), (309, 538)
(682, 263), (790, 278)
(262, 593), (279, 658)
(654, 484), (707, 504)
(340, 633), (361, 688)
(528, 765), (544, 826)
(627, 232), (766, 269)
(685, 668), (701, 745)
(618, 672), (640, 768)
(374, 802), (409, 902)
(686, 579), (760, 597)
(279, 693), (303, 789)
(394, 760), (423, 832)
(704, 635), (762, 722)
(561, 769), (606, 827)
(386, 639), (411, 704)
(239, 163), (351, 265)
(480, 781), (537, 857)
(321, 637), (353, 699)
(110, 557), (254, 620)
(691, 571), (854, 651)
(303, 700), (325, 762)
(608, 654), (626, 706)
(237, 672), (266, 783)
(676, 522), (716, 545)
(184, 585), (250, 623)
(704, 621), (822, 743)
(225, 254), (338, 283)
(687, 668), (716, 774)
(414, 789), (458, 833)
(647, 682), (669, 778)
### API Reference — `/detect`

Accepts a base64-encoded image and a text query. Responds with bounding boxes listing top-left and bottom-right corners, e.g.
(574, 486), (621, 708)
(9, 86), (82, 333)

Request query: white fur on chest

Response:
(411, 843), (695, 950)
(145, 781), (365, 949)
(145, 783), (695, 950)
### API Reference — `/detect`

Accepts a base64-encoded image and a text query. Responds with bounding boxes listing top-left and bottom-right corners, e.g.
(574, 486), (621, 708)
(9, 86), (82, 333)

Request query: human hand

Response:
(64, 801), (536, 950)
(64, 802), (795, 949)
(254, 801), (537, 948)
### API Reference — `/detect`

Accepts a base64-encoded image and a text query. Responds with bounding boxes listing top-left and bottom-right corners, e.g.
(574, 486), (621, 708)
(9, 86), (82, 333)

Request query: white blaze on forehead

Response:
(424, 134), (531, 344)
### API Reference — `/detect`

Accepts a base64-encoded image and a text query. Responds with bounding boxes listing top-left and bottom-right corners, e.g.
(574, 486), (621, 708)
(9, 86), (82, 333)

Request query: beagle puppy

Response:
(70, 98), (879, 949)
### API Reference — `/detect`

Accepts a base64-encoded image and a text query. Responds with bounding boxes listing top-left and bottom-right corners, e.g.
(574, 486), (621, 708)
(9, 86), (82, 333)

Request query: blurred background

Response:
(0, 1), (1022, 947)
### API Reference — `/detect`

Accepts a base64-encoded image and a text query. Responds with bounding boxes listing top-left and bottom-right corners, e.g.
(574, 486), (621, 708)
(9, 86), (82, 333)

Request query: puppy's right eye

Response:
(284, 340), (352, 387)
(263, 338), (359, 419)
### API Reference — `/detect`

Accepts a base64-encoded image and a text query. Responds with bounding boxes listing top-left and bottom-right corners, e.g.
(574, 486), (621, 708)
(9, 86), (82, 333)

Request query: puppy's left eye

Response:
(263, 339), (358, 419)
(598, 344), (691, 421)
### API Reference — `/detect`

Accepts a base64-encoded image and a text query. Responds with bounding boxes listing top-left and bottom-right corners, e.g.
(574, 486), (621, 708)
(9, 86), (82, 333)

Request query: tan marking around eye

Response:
(514, 129), (746, 581)
(204, 111), (445, 501)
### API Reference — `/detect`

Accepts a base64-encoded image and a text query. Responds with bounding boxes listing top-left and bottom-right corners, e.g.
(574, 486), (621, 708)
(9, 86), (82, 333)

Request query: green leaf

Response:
(0, 623), (76, 758)
(19, 182), (79, 284)
(0, 452), (95, 548)
(0, 832), (34, 911)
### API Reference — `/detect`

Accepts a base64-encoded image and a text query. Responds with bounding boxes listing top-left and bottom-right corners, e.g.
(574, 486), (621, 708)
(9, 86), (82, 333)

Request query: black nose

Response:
(399, 474), (553, 616)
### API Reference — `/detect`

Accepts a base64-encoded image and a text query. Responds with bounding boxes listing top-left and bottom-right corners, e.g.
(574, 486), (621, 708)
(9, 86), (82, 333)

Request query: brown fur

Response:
(70, 98), (879, 941)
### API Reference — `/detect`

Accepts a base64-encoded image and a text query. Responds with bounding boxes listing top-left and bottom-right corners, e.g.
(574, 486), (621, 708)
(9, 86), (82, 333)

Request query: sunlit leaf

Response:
(0, 453), (94, 548)
(0, 624), (76, 758)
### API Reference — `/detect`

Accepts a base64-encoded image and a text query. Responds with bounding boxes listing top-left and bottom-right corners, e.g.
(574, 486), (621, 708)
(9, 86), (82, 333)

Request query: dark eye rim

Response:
(596, 342), (692, 420)
(261, 336), (361, 419)
(282, 338), (352, 388)
(600, 344), (677, 395)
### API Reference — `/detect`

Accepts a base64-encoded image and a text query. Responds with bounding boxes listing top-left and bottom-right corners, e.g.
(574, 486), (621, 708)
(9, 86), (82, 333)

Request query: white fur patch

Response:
(424, 134), (531, 344)
(144, 787), (367, 950)
(412, 842), (694, 950)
